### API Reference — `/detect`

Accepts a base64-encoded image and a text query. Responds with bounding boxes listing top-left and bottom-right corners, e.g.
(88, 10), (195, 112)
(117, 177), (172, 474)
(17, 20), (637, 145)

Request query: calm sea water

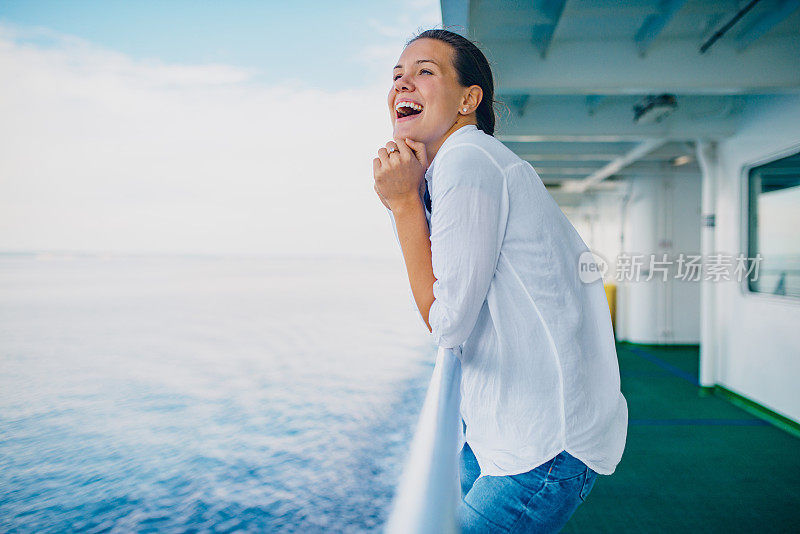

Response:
(0, 254), (434, 533)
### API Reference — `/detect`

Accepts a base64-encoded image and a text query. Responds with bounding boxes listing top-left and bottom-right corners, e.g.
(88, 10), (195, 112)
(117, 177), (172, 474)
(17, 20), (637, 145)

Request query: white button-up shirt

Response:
(387, 124), (627, 477)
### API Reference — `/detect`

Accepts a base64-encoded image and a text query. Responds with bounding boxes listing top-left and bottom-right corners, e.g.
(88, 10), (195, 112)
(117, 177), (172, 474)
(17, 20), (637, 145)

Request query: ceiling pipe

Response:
(699, 0), (762, 54)
(565, 139), (668, 193)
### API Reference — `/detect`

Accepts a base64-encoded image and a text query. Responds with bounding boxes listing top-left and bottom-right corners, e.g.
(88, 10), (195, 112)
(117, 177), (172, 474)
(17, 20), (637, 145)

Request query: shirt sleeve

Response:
(386, 207), (401, 249)
(427, 144), (509, 349)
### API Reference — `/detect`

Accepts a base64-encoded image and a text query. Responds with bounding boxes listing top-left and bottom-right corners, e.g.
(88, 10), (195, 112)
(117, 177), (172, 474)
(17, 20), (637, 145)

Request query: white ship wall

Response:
(571, 172), (702, 345)
(619, 172), (702, 344)
(713, 94), (800, 422)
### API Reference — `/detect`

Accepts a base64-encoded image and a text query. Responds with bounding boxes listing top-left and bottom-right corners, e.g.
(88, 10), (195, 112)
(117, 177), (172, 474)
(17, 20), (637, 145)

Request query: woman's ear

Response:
(464, 85), (483, 111)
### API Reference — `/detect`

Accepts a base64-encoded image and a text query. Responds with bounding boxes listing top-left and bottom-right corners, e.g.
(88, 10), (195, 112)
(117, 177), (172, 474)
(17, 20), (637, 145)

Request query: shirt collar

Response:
(425, 124), (479, 183)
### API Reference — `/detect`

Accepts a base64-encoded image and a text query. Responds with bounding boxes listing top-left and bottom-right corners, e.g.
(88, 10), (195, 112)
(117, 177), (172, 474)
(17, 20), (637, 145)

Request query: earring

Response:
(462, 107), (468, 113)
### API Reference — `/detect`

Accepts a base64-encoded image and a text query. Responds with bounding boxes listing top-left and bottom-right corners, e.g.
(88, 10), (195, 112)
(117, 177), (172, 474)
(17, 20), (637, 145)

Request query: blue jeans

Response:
(459, 442), (598, 533)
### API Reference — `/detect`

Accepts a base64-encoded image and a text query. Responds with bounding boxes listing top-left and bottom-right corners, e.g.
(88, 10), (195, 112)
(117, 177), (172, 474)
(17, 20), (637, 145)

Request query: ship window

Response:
(747, 150), (800, 299)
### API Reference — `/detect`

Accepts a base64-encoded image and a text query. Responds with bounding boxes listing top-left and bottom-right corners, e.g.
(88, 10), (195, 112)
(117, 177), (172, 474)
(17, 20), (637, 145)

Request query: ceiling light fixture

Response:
(633, 94), (677, 124)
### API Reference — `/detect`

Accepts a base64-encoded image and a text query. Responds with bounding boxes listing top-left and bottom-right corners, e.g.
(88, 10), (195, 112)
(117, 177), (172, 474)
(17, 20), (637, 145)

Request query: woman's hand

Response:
(373, 137), (428, 214)
(373, 170), (427, 212)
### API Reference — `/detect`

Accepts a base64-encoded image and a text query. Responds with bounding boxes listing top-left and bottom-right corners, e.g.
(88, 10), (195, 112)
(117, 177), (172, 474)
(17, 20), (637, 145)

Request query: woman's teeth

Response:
(395, 101), (423, 117)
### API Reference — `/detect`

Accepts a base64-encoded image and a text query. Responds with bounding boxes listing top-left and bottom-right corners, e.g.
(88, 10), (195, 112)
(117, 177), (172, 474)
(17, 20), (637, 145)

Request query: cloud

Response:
(366, 0), (440, 38)
(0, 24), (400, 258)
(361, 0), (442, 77)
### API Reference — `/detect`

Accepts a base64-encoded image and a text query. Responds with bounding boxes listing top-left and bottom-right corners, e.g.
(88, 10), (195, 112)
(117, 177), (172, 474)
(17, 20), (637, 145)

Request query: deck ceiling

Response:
(441, 0), (800, 195)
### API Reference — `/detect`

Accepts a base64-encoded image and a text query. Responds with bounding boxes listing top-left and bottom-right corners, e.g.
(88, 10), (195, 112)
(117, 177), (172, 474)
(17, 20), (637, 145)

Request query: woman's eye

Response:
(393, 69), (431, 81)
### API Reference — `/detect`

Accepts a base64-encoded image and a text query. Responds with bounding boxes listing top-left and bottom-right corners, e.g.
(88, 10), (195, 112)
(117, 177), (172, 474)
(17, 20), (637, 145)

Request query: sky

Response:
(0, 0), (441, 257)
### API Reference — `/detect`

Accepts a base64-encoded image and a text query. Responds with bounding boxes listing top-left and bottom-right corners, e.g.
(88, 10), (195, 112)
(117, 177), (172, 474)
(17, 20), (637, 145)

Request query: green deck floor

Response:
(562, 342), (800, 533)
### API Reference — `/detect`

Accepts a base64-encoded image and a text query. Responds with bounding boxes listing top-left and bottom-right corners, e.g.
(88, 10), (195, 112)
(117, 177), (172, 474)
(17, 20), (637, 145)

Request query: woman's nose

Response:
(394, 74), (413, 91)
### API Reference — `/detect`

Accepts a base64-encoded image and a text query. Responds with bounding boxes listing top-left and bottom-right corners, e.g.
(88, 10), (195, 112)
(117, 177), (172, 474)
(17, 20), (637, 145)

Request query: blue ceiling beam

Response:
(735, 0), (800, 51)
(585, 95), (607, 116)
(441, 0), (471, 36)
(531, 0), (567, 59)
(634, 0), (688, 57)
(498, 92), (531, 116)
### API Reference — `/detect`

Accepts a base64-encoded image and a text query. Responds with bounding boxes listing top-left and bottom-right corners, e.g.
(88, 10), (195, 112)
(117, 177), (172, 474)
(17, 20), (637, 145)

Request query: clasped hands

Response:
(373, 137), (429, 214)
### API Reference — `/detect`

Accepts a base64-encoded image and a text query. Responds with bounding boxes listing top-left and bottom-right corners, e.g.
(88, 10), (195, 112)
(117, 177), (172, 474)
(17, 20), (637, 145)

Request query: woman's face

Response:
(388, 38), (468, 148)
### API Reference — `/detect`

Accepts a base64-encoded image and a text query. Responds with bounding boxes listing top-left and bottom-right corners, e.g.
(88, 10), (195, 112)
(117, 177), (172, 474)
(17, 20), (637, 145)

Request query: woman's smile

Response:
(394, 99), (424, 122)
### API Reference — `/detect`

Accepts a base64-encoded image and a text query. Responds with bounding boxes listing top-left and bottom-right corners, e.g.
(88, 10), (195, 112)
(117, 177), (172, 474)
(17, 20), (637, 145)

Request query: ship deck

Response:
(564, 342), (800, 532)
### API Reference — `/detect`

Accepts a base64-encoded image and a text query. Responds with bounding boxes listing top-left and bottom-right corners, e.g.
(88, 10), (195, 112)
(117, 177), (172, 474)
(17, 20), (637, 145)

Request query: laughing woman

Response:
(373, 29), (628, 533)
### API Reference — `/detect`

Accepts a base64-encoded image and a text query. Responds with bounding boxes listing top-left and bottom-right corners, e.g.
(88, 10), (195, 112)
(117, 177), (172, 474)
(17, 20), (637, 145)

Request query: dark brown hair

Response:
(408, 29), (496, 136)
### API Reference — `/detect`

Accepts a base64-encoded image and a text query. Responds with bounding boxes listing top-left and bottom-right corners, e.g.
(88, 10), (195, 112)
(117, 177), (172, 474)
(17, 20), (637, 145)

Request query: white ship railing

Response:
(385, 346), (464, 534)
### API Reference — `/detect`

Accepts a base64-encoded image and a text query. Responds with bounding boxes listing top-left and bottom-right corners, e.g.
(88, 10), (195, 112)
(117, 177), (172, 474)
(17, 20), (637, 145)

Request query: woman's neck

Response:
(426, 116), (478, 163)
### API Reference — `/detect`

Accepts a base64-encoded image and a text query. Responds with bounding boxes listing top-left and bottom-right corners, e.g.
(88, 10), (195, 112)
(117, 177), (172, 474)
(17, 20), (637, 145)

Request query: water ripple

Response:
(0, 255), (434, 532)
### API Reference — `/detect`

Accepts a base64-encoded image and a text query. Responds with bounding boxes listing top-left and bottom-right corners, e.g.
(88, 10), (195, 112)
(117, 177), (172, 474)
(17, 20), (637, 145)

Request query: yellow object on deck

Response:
(604, 283), (616, 336)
